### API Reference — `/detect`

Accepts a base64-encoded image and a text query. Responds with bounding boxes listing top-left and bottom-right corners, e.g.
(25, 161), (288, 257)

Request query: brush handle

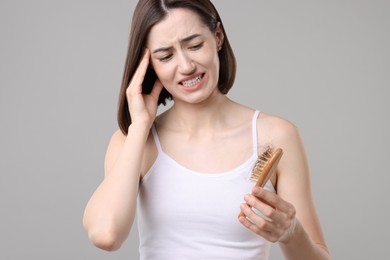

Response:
(238, 148), (283, 218)
(254, 148), (283, 187)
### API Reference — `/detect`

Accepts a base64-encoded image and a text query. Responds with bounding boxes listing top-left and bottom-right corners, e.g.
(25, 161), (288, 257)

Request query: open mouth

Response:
(180, 73), (205, 88)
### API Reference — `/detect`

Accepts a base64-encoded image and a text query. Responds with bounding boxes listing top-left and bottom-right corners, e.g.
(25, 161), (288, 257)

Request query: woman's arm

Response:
(82, 125), (149, 251)
(82, 49), (163, 251)
(239, 115), (331, 259)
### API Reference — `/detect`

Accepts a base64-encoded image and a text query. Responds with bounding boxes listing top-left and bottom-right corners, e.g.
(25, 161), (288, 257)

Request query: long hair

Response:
(118, 0), (236, 134)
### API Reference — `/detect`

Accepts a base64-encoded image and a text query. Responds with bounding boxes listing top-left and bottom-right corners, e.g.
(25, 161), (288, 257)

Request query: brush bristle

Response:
(249, 147), (274, 182)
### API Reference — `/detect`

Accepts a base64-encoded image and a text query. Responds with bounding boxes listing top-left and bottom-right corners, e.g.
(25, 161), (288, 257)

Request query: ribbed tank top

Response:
(137, 110), (275, 260)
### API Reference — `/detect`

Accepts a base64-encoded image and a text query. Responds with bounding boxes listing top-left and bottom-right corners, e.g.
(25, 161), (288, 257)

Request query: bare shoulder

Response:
(106, 129), (128, 157)
(109, 129), (127, 144)
(257, 112), (302, 149)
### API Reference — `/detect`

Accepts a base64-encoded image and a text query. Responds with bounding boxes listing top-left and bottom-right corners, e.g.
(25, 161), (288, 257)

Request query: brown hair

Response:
(118, 0), (236, 134)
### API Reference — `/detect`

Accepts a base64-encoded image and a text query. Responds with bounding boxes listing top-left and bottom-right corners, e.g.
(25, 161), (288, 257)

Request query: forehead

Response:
(147, 8), (210, 47)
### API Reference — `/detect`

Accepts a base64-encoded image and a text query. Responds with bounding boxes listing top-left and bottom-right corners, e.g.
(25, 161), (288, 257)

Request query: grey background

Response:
(1, 0), (389, 259)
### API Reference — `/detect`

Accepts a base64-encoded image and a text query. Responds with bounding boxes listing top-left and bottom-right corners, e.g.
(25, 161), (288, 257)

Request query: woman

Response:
(83, 0), (331, 259)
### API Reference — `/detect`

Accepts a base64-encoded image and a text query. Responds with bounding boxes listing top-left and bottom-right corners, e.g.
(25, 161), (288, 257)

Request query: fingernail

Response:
(240, 203), (247, 210)
(244, 194), (250, 201)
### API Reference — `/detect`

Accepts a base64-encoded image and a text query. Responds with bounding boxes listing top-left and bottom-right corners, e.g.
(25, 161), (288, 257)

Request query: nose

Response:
(177, 51), (196, 75)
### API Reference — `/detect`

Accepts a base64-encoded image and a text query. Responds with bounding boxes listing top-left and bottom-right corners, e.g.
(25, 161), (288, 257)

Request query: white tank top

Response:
(137, 110), (275, 260)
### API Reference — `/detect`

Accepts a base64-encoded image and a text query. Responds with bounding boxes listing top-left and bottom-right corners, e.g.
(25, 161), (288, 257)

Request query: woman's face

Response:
(146, 8), (223, 104)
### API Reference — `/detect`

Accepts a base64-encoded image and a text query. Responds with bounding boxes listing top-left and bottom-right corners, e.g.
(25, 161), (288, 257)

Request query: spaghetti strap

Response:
(151, 124), (163, 153)
(251, 110), (260, 157)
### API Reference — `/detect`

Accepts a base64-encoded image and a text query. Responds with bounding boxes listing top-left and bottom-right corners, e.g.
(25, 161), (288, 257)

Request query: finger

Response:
(244, 194), (277, 221)
(244, 194), (291, 235)
(128, 48), (150, 89)
(238, 214), (279, 243)
(239, 203), (273, 232)
(252, 187), (292, 213)
(251, 187), (296, 225)
(149, 79), (164, 100)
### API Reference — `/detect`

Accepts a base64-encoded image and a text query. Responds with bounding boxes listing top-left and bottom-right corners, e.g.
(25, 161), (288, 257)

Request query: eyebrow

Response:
(152, 34), (202, 54)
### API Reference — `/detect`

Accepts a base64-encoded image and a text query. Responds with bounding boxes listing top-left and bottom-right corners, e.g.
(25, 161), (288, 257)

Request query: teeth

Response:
(181, 74), (202, 87)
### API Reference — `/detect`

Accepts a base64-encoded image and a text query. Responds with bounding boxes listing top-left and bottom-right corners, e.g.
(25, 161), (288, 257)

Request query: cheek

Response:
(205, 51), (220, 78)
(202, 47), (220, 69)
(153, 65), (174, 87)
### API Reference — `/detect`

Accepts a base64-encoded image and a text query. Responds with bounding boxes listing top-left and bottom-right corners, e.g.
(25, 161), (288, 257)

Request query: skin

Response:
(83, 8), (331, 259)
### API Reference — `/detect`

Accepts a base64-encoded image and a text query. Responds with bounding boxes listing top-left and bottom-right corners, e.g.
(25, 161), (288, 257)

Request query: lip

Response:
(178, 72), (205, 92)
(178, 72), (204, 84)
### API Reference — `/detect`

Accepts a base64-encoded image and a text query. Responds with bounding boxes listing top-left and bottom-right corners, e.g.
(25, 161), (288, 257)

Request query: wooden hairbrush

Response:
(238, 147), (283, 218)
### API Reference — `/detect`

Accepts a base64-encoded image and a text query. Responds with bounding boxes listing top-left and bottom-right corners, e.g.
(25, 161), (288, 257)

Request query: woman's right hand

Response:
(126, 48), (164, 128)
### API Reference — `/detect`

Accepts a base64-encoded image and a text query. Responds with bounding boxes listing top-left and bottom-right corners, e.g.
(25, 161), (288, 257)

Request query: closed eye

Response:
(189, 42), (204, 50)
(158, 54), (173, 62)
(157, 42), (204, 62)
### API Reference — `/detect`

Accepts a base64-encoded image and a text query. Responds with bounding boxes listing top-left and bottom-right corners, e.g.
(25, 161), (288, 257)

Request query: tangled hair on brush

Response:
(117, 0), (236, 135)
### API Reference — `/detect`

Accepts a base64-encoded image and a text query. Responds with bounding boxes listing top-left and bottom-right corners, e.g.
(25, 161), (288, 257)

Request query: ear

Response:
(215, 22), (224, 50)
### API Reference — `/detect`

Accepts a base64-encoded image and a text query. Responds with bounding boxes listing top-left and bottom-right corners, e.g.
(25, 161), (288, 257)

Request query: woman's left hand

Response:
(239, 186), (297, 243)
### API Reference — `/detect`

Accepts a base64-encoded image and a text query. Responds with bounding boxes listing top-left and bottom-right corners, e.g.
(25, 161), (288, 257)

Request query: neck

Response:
(165, 94), (234, 133)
